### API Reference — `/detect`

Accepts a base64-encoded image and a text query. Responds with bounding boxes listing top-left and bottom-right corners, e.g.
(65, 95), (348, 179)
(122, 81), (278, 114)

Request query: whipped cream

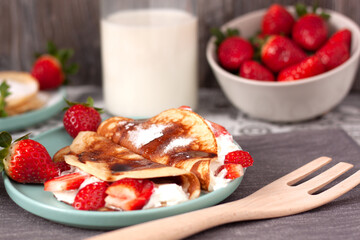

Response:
(52, 172), (102, 205)
(143, 183), (189, 209)
(206, 121), (243, 191)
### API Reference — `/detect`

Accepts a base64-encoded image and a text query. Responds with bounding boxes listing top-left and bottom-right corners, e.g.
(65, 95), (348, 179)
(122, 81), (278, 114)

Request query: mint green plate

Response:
(0, 87), (66, 132)
(3, 126), (243, 229)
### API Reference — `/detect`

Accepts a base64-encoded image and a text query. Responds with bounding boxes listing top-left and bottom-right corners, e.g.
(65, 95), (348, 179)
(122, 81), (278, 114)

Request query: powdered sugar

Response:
(127, 124), (168, 148)
(163, 137), (194, 153)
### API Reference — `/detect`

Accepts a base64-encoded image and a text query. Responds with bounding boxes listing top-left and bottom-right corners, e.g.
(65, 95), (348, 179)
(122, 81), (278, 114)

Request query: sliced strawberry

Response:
(178, 106), (193, 111)
(216, 164), (243, 180)
(208, 121), (231, 137)
(225, 150), (254, 167)
(55, 161), (71, 172)
(105, 178), (155, 211)
(73, 181), (109, 210)
(44, 172), (90, 192)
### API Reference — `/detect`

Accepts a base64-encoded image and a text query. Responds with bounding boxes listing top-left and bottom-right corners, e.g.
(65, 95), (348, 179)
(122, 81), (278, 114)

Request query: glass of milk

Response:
(100, 0), (198, 118)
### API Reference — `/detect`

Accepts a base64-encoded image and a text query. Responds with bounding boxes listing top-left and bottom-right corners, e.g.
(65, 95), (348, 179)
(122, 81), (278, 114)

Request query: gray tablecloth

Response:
(1, 128), (360, 240)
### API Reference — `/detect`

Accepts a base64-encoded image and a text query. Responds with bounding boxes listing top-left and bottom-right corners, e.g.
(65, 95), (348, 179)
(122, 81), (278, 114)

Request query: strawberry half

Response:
(278, 55), (326, 81)
(31, 41), (78, 90)
(216, 163), (243, 180)
(73, 181), (109, 210)
(262, 4), (295, 35)
(0, 132), (60, 183)
(44, 172), (90, 192)
(63, 97), (103, 138)
(225, 150), (254, 168)
(105, 178), (155, 211)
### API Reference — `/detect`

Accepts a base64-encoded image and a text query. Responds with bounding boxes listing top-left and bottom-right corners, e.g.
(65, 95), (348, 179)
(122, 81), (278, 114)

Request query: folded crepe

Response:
(97, 108), (220, 191)
(54, 131), (200, 200)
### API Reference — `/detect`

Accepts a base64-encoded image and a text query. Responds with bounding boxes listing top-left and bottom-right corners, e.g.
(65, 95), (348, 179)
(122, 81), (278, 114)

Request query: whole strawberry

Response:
(328, 29), (352, 50)
(31, 41), (78, 90)
(0, 132), (60, 183)
(240, 60), (275, 81)
(262, 4), (295, 35)
(63, 97), (102, 138)
(211, 28), (253, 72)
(261, 35), (307, 72)
(278, 55), (325, 81)
(316, 29), (351, 71)
(292, 4), (329, 51)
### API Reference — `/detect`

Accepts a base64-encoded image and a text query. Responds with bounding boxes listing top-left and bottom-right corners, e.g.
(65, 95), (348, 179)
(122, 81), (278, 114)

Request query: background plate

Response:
(3, 126), (243, 229)
(0, 87), (66, 131)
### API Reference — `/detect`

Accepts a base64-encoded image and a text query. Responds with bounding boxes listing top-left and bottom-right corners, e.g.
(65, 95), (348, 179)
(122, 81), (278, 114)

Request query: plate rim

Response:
(0, 87), (66, 131)
(3, 126), (244, 229)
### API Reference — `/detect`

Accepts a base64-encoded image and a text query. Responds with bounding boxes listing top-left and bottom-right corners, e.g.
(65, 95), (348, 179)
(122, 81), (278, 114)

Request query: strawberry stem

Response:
(211, 28), (240, 47)
(63, 97), (104, 114)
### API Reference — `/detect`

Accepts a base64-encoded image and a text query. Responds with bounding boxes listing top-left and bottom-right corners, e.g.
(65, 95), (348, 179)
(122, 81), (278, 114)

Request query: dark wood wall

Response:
(1, 0), (360, 89)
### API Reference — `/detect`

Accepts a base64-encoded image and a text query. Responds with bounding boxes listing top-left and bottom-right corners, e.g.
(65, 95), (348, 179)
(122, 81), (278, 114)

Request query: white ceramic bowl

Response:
(206, 8), (360, 122)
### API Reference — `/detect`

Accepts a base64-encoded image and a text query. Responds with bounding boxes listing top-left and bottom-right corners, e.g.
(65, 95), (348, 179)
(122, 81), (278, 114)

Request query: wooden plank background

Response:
(1, 0), (360, 89)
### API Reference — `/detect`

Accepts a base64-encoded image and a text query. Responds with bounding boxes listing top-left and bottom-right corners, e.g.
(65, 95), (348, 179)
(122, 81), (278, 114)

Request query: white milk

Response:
(101, 9), (198, 117)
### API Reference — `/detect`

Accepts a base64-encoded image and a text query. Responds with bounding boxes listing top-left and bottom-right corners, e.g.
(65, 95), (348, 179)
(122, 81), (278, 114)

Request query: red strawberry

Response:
(292, 4), (329, 51)
(240, 60), (275, 81)
(63, 97), (102, 138)
(105, 178), (154, 211)
(328, 29), (352, 50)
(54, 160), (71, 172)
(217, 36), (254, 72)
(225, 150), (254, 168)
(31, 41), (78, 90)
(261, 36), (307, 72)
(73, 182), (109, 210)
(44, 172), (90, 192)
(315, 41), (350, 71)
(0, 132), (60, 183)
(208, 121), (231, 137)
(278, 55), (325, 81)
(216, 163), (243, 180)
(262, 4), (295, 35)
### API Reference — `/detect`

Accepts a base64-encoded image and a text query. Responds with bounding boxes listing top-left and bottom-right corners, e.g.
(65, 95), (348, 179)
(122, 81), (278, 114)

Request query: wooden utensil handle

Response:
(86, 203), (244, 240)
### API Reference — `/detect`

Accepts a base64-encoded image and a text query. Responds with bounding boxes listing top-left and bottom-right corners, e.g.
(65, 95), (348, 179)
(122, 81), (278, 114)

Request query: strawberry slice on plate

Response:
(225, 150), (254, 168)
(105, 178), (155, 211)
(216, 163), (244, 180)
(73, 181), (109, 210)
(44, 172), (90, 192)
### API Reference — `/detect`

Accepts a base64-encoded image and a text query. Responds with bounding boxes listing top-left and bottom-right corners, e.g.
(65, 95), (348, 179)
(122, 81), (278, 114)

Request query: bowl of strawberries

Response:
(206, 3), (360, 122)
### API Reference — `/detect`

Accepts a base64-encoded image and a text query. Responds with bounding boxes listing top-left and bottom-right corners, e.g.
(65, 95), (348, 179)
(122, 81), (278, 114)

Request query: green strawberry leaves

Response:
(63, 97), (104, 114)
(211, 28), (240, 47)
(0, 132), (30, 172)
(295, 3), (330, 20)
(0, 81), (11, 118)
(0, 131), (12, 171)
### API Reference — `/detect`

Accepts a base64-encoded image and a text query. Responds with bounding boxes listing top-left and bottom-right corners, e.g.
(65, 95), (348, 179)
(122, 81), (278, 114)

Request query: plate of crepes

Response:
(3, 107), (251, 229)
(0, 71), (66, 131)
